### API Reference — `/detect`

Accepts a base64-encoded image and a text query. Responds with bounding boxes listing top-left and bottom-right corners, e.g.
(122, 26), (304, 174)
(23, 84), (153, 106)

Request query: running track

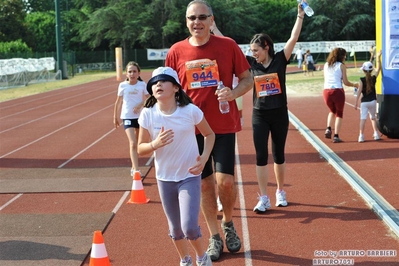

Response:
(0, 68), (398, 266)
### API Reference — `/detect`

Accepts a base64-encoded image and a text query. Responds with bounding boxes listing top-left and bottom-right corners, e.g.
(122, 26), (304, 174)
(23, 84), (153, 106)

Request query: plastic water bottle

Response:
(217, 81), (230, 114)
(354, 87), (358, 96)
(297, 0), (314, 17)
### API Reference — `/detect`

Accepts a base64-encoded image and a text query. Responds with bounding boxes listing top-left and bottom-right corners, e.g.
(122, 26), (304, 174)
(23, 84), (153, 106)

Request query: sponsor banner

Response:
(147, 40), (375, 61)
(147, 49), (169, 61)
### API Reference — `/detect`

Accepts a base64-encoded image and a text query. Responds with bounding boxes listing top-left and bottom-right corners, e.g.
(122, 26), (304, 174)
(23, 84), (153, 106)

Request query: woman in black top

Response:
(248, 3), (305, 213)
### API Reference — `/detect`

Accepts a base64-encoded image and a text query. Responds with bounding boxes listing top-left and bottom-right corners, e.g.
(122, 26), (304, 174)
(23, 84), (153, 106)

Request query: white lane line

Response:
(0, 193), (23, 211)
(58, 128), (116, 168)
(112, 156), (154, 214)
(0, 91), (114, 134)
(0, 84), (114, 120)
(112, 191), (131, 214)
(0, 82), (111, 111)
(235, 141), (253, 266)
(0, 105), (112, 159)
(289, 110), (399, 238)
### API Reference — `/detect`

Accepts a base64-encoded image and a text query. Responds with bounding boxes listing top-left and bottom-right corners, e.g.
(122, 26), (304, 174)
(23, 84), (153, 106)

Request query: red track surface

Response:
(1, 67), (398, 266)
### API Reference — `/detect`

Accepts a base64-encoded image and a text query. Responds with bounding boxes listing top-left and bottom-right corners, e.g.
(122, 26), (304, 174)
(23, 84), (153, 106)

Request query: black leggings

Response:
(252, 107), (289, 166)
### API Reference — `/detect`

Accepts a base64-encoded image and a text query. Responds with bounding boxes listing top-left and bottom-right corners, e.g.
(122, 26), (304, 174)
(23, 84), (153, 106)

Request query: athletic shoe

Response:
(333, 136), (342, 143)
(196, 253), (212, 266)
(325, 128), (332, 139)
(373, 134), (381, 141)
(358, 135), (365, 143)
(206, 236), (223, 261)
(275, 190), (288, 207)
(131, 169), (143, 180)
(180, 255), (193, 266)
(221, 221), (241, 253)
(253, 194), (271, 213)
(217, 196), (223, 212)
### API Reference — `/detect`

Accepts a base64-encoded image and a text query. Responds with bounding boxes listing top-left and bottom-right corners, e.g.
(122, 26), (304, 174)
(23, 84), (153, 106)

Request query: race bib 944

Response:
(185, 59), (220, 90)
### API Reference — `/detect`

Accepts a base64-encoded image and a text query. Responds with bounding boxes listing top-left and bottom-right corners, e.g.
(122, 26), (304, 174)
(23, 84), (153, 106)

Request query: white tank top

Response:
(324, 62), (343, 89)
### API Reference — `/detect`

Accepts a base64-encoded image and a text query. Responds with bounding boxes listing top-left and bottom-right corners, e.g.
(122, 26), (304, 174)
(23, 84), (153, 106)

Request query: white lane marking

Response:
(235, 142), (253, 266)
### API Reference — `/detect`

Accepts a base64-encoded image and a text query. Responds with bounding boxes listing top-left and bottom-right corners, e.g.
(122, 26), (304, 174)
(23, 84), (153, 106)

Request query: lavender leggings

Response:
(157, 175), (202, 240)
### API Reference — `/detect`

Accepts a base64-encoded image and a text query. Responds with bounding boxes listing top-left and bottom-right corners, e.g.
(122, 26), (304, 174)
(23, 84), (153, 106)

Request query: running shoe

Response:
(206, 236), (223, 261)
(373, 134), (381, 141)
(196, 253), (212, 266)
(253, 194), (271, 213)
(221, 221), (241, 253)
(325, 128), (332, 139)
(131, 169), (143, 180)
(217, 196), (223, 212)
(333, 136), (342, 143)
(180, 255), (193, 266)
(275, 190), (288, 207)
(358, 135), (364, 143)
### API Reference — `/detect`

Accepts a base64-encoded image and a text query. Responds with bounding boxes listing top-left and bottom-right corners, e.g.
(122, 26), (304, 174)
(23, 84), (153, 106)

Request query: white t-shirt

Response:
(138, 103), (204, 182)
(117, 80), (148, 119)
(324, 62), (343, 89)
(295, 49), (303, 60)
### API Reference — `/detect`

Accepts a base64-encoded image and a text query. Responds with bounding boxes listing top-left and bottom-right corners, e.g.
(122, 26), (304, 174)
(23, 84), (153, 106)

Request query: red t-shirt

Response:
(166, 35), (250, 134)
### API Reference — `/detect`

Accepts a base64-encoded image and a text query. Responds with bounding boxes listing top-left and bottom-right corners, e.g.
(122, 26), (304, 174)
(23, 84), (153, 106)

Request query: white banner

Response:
(0, 57), (55, 75)
(147, 49), (169, 61)
(147, 40), (375, 60)
(385, 0), (399, 69)
(240, 40), (375, 54)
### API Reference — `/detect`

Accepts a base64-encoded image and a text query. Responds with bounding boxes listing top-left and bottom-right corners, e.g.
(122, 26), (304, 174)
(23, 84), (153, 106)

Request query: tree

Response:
(300, 0), (375, 41)
(242, 0), (295, 43)
(76, 0), (146, 49)
(1, 0), (377, 54)
(0, 0), (28, 42)
(23, 0), (54, 12)
(25, 11), (56, 52)
(0, 39), (32, 56)
(137, 0), (187, 48)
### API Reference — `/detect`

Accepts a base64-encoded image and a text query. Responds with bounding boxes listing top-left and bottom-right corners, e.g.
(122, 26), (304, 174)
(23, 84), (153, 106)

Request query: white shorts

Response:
(360, 100), (377, 120)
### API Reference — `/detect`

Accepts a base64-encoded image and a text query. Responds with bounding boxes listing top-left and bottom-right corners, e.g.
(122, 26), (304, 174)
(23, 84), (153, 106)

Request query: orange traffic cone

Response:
(127, 170), (150, 204)
(89, 230), (110, 266)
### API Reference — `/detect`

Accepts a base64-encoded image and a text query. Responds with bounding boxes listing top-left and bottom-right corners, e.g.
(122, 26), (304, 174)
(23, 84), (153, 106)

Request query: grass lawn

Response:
(0, 67), (364, 103)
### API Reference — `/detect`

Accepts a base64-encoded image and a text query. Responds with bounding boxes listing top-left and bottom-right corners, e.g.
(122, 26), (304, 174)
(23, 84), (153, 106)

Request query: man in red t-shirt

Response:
(166, 0), (253, 262)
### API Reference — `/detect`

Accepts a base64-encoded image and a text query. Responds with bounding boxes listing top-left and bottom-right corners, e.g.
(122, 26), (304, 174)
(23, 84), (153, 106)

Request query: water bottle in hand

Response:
(297, 0), (314, 17)
(217, 81), (230, 114)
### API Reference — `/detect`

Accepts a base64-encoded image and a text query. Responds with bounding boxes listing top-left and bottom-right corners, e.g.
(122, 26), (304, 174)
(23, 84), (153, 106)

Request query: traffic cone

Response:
(89, 230), (110, 266)
(127, 170), (150, 204)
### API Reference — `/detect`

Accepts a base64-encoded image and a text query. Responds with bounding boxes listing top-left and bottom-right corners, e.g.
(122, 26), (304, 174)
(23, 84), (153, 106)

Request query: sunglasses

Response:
(187, 14), (212, 21)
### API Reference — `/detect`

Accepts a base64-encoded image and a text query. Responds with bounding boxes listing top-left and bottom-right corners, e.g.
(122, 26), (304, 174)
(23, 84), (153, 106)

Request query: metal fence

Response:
(1, 48), (373, 78)
(1, 49), (165, 77)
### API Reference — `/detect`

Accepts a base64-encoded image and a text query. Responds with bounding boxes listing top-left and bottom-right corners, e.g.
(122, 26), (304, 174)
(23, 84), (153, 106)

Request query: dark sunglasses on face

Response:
(187, 14), (212, 21)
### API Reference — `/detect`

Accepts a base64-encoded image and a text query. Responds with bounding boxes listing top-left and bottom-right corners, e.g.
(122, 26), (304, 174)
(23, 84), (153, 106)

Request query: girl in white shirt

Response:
(113, 61), (149, 177)
(138, 67), (215, 266)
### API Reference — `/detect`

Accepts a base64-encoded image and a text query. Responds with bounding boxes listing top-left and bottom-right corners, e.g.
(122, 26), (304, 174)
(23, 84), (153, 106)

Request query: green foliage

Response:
(25, 11), (56, 52)
(76, 0), (147, 49)
(1, 0), (377, 53)
(0, 0), (28, 42)
(0, 39), (32, 54)
(301, 0), (375, 41)
(24, 0), (54, 12)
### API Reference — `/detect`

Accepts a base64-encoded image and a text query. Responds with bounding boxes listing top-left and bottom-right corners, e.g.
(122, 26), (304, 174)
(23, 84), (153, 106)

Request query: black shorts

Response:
(196, 133), (235, 179)
(123, 119), (139, 129)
